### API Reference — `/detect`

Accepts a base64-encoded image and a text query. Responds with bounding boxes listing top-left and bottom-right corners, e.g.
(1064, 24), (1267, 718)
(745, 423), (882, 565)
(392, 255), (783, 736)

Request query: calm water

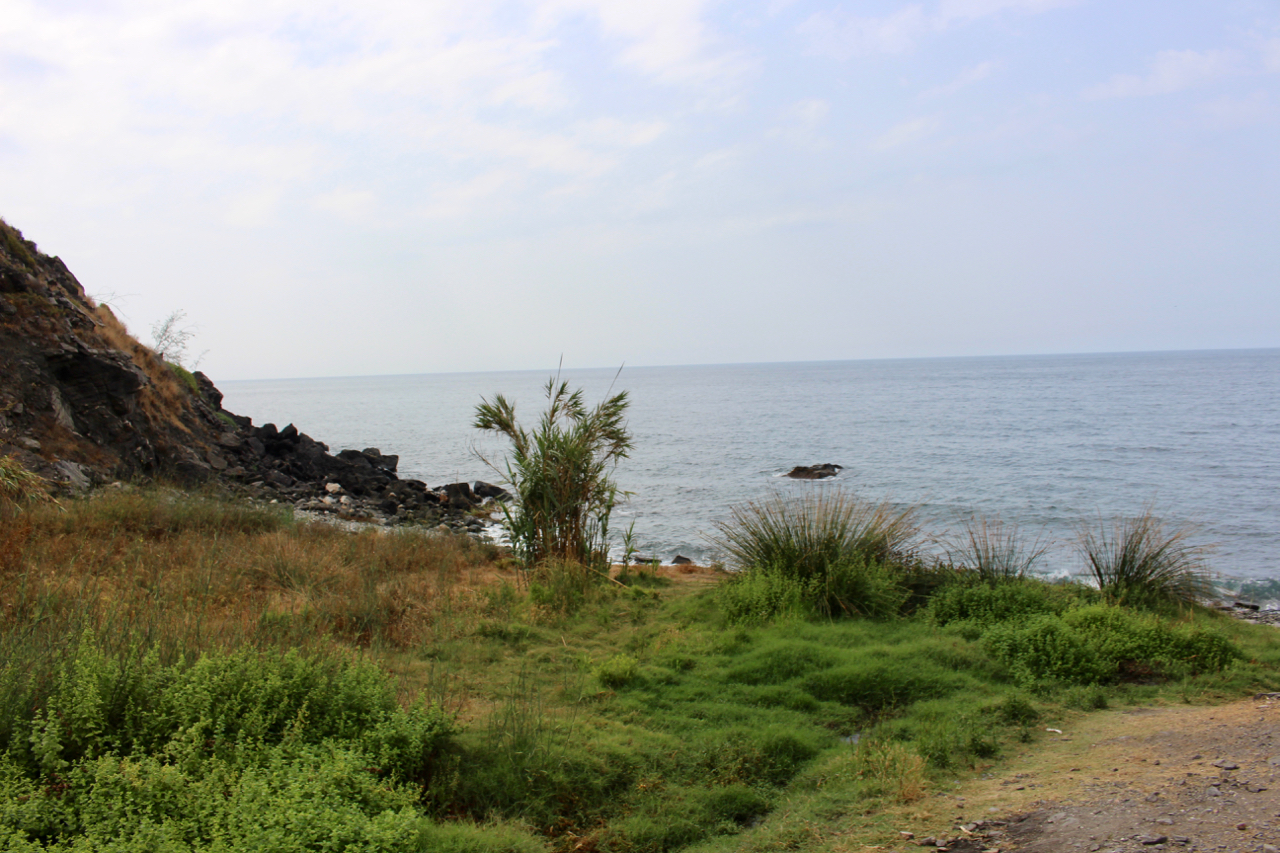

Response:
(220, 350), (1280, 584)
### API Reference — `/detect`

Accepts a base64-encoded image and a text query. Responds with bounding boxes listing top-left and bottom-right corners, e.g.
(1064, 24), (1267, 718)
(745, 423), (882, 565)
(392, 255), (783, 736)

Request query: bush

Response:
(475, 378), (631, 571)
(718, 566), (815, 625)
(1078, 509), (1215, 609)
(982, 606), (1242, 687)
(928, 578), (1086, 628)
(0, 638), (456, 851)
(596, 653), (640, 689)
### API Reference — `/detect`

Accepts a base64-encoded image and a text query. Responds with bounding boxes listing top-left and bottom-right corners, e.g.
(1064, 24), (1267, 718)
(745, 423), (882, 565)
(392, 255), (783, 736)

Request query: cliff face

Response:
(0, 219), (491, 527)
(0, 218), (235, 488)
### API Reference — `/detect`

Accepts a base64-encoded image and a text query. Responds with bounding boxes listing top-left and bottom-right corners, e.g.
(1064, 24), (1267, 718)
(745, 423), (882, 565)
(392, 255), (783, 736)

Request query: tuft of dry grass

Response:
(1077, 507), (1215, 609)
(945, 513), (1048, 582)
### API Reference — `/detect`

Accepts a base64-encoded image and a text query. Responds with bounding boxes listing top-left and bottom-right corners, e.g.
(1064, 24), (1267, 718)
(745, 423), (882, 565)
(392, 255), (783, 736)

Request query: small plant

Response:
(946, 513), (1047, 583)
(150, 309), (206, 369)
(1078, 508), (1215, 609)
(595, 653), (639, 689)
(474, 376), (632, 571)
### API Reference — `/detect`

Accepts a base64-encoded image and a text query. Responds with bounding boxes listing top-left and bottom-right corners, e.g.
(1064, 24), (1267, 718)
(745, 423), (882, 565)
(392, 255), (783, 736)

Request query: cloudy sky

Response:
(2, 0), (1277, 380)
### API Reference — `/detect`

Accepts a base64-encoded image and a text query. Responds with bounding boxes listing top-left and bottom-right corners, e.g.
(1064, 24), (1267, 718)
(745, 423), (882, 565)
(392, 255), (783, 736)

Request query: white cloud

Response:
(532, 0), (747, 86)
(798, 5), (928, 59)
(1264, 38), (1280, 73)
(935, 0), (1075, 25)
(919, 60), (999, 98)
(799, 0), (1074, 58)
(871, 115), (941, 151)
(1085, 49), (1237, 99)
(771, 97), (831, 148)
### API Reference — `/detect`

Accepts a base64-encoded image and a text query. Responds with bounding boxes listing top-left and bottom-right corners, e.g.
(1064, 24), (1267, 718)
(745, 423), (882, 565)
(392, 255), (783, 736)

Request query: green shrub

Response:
(168, 362), (199, 394)
(982, 606), (1242, 687)
(474, 377), (631, 571)
(718, 566), (815, 625)
(983, 613), (1111, 686)
(928, 578), (1083, 628)
(596, 653), (640, 689)
(1078, 509), (1215, 609)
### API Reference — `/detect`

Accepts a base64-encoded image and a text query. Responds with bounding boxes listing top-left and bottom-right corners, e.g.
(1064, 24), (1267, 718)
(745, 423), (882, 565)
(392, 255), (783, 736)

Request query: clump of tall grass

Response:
(0, 455), (49, 513)
(713, 491), (918, 579)
(474, 377), (631, 571)
(945, 513), (1047, 583)
(1078, 508), (1215, 609)
(712, 491), (918, 620)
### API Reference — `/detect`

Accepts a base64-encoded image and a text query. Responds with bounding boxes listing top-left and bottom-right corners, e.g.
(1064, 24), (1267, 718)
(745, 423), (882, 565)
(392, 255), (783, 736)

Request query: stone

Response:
(325, 482), (343, 494)
(54, 459), (91, 491)
(786, 463), (843, 480)
(672, 555), (694, 565)
(473, 481), (511, 501)
(18, 436), (40, 450)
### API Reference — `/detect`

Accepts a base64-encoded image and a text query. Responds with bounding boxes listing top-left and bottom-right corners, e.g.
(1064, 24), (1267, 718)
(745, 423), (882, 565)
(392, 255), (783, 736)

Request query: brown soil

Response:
(888, 696), (1280, 853)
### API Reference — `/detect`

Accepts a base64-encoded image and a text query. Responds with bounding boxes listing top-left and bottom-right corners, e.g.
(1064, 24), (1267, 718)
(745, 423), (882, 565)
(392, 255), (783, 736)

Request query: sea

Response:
(219, 349), (1280, 591)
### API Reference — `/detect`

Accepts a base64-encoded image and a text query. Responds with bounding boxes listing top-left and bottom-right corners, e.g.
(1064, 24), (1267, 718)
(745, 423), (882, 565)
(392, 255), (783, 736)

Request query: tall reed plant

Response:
(1077, 508), (1214, 609)
(474, 377), (631, 571)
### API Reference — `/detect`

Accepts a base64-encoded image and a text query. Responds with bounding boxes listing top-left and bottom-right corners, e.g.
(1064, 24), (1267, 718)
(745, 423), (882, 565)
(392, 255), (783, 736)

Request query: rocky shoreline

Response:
(0, 218), (510, 536)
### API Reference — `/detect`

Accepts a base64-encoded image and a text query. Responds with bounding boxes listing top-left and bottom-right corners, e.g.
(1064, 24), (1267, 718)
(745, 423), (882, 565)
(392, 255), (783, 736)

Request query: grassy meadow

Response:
(2, 482), (1280, 852)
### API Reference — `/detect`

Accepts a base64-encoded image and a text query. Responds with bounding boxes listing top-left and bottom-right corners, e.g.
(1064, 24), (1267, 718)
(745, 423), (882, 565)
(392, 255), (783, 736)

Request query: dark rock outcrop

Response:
(0, 217), (500, 532)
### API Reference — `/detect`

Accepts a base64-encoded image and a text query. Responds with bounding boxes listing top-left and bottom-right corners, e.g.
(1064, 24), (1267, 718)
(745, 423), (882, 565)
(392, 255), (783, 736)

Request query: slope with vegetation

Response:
(3, 406), (1279, 851)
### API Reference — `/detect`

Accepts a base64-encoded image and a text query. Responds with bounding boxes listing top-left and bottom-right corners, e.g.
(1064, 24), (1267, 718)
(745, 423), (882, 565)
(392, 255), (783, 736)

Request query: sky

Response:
(1, 0), (1278, 381)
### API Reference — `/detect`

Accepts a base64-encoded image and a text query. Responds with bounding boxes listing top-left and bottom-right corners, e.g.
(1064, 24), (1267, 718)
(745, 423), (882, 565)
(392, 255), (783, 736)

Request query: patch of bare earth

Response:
(890, 696), (1280, 853)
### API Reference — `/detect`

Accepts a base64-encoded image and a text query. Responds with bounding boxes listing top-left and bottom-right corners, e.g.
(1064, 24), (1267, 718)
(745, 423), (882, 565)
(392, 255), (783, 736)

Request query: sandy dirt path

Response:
(887, 695), (1280, 853)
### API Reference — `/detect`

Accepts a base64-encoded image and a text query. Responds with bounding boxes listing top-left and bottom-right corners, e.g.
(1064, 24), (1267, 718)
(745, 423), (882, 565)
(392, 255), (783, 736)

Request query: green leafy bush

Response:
(596, 653), (640, 689)
(718, 566), (815, 625)
(0, 638), (456, 851)
(928, 578), (1087, 628)
(982, 606), (1242, 687)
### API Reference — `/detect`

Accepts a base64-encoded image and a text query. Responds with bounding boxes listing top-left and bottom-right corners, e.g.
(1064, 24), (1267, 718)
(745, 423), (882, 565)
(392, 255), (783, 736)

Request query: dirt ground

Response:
(880, 695), (1280, 853)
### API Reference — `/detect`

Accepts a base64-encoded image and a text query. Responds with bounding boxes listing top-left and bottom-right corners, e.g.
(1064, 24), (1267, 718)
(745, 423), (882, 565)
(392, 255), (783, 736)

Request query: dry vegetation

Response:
(2, 488), (505, 660)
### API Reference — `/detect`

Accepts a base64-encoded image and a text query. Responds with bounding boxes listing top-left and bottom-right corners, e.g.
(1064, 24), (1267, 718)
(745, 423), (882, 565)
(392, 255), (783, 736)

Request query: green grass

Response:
(2, 487), (1280, 852)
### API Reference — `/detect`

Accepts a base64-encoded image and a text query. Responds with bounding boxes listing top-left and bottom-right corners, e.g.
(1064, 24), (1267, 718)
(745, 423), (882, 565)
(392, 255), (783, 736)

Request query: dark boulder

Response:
(786, 463), (843, 480)
(441, 482), (478, 510)
(473, 481), (511, 501)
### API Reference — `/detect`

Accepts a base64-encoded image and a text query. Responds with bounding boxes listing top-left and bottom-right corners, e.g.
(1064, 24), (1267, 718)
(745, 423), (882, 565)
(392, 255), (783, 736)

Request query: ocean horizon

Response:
(219, 347), (1280, 588)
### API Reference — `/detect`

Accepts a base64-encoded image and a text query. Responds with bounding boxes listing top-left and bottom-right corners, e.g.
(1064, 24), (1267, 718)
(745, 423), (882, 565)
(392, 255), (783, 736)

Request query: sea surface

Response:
(220, 349), (1280, 587)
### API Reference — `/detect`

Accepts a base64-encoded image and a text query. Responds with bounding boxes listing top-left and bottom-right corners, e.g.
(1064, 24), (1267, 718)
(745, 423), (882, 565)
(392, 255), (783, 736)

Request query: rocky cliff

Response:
(0, 218), (499, 527)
